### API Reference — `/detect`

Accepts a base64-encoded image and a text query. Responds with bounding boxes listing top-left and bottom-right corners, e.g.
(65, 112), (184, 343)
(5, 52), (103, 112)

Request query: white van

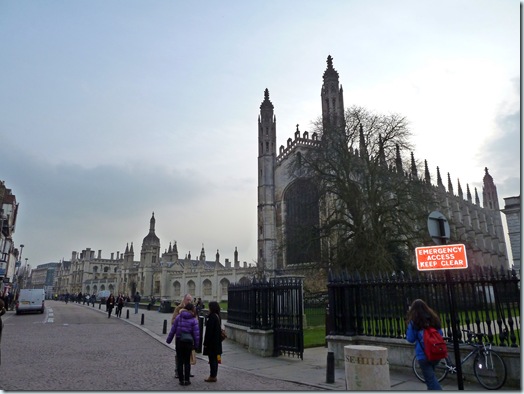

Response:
(16, 288), (45, 315)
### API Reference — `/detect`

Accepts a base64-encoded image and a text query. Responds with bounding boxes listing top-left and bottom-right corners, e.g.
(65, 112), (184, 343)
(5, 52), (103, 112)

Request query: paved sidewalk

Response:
(82, 302), (493, 391)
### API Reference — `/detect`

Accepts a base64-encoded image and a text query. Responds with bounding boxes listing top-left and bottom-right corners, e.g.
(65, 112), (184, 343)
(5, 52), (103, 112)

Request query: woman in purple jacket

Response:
(166, 303), (200, 386)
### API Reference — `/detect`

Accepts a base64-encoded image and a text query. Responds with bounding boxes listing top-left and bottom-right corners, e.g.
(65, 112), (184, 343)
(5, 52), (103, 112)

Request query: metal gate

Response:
(271, 276), (304, 359)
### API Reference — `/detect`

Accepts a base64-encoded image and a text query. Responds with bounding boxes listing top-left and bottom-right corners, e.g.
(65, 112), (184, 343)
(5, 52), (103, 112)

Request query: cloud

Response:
(476, 76), (520, 199)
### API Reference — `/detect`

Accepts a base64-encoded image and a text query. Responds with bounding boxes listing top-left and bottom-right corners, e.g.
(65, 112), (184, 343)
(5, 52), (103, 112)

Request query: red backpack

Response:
(422, 326), (448, 361)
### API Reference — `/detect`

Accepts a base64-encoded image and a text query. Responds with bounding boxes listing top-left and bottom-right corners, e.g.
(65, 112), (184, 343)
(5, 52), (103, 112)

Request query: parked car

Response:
(16, 288), (45, 315)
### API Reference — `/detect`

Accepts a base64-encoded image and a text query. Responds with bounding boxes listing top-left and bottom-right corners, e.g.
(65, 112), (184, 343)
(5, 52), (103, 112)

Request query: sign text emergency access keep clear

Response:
(415, 244), (468, 271)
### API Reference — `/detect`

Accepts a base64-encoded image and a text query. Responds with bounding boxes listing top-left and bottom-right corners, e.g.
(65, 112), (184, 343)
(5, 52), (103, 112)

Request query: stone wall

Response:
(327, 335), (521, 388)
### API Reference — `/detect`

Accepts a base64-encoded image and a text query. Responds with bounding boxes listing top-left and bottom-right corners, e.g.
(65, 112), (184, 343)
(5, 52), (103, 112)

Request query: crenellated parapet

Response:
(276, 125), (321, 165)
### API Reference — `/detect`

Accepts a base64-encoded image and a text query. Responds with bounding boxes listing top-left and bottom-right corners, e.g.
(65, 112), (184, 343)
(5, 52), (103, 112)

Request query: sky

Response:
(0, 0), (520, 268)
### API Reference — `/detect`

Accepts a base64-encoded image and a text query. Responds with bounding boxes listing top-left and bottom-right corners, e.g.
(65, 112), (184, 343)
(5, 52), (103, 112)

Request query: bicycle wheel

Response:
(412, 356), (448, 383)
(473, 350), (507, 390)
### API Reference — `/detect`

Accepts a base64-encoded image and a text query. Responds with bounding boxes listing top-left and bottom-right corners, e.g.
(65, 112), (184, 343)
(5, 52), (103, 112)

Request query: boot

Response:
(205, 376), (217, 382)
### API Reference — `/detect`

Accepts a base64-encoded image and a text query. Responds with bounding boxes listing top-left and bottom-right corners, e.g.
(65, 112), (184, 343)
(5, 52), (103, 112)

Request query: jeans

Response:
(418, 358), (442, 390)
(134, 302), (139, 314)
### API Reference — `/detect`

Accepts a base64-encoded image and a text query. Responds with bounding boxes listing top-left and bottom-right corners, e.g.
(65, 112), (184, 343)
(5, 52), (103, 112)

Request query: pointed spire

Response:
(474, 187), (480, 205)
(395, 144), (403, 173)
(466, 184), (472, 202)
(173, 241), (178, 254)
(447, 173), (454, 195)
(200, 243), (206, 261)
(482, 167), (499, 210)
(216, 249), (220, 263)
(150, 212), (155, 232)
(410, 152), (418, 178)
(359, 124), (368, 158)
(260, 88), (274, 110)
(130, 242), (134, 253)
(457, 179), (463, 199)
(424, 160), (431, 183)
(436, 167), (443, 188)
(323, 55), (339, 80)
(125, 243), (129, 253)
(168, 242), (172, 253)
(378, 134), (387, 167)
(234, 246), (239, 264)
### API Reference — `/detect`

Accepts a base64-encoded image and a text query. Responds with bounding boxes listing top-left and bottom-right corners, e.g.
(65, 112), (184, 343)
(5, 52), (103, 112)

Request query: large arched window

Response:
(203, 279), (212, 297)
(284, 178), (321, 265)
(173, 281), (181, 298)
(220, 278), (229, 297)
(187, 281), (196, 296)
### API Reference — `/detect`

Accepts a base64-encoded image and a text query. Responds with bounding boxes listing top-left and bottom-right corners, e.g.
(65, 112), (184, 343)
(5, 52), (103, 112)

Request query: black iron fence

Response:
(228, 276), (274, 329)
(228, 276), (304, 358)
(328, 266), (520, 347)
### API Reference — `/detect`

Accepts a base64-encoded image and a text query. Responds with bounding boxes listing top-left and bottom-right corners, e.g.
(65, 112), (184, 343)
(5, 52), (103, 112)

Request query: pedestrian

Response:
(133, 292), (141, 314)
(405, 298), (444, 390)
(195, 298), (203, 316)
(171, 293), (193, 379)
(106, 293), (115, 318)
(91, 293), (96, 307)
(116, 294), (125, 317)
(0, 298), (5, 365)
(202, 301), (223, 383)
(166, 303), (200, 386)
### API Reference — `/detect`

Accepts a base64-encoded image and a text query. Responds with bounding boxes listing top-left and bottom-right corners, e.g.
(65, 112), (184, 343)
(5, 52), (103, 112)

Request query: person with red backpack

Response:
(406, 299), (446, 390)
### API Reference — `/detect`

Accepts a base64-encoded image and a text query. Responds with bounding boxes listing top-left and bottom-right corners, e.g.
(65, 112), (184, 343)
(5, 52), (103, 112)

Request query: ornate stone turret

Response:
(321, 55), (345, 130)
(258, 88), (277, 273)
(482, 167), (500, 211)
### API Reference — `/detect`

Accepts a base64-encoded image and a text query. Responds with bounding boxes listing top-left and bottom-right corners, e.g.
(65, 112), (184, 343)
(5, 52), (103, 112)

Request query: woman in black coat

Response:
(202, 301), (223, 382)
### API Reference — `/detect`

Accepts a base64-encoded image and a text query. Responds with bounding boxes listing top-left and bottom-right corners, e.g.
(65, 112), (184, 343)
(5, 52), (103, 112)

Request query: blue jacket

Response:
(166, 309), (200, 347)
(406, 321), (444, 361)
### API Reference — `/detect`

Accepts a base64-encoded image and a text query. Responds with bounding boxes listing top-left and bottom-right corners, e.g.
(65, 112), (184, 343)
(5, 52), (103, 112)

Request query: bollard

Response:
(163, 319), (167, 334)
(126, 309), (129, 319)
(99, 303), (101, 310)
(141, 313), (144, 325)
(326, 351), (335, 383)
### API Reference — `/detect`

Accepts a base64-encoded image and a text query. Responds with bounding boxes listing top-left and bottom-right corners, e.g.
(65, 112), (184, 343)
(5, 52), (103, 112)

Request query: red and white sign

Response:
(415, 244), (468, 271)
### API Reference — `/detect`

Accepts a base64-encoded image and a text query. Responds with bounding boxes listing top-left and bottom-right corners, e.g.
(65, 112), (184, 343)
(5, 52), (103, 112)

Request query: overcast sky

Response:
(0, 0), (520, 268)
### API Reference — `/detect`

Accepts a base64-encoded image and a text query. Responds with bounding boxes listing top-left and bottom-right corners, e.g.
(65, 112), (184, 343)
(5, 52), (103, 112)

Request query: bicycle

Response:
(412, 329), (507, 390)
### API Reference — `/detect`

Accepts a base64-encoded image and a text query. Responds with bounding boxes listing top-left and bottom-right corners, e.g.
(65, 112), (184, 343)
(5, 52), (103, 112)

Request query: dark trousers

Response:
(207, 351), (219, 378)
(175, 339), (193, 383)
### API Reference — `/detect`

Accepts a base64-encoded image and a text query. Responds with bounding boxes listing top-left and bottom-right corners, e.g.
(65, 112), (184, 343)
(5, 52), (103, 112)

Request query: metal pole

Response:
(438, 218), (464, 391)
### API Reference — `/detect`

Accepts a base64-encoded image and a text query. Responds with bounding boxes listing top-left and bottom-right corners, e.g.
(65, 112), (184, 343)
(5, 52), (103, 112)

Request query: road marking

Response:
(45, 308), (54, 324)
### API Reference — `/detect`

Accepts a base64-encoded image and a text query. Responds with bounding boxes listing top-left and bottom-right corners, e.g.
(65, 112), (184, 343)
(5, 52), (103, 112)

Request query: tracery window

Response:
(284, 178), (321, 265)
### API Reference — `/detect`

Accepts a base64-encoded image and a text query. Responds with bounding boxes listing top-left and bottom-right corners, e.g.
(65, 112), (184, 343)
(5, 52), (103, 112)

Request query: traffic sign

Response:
(415, 244), (468, 271)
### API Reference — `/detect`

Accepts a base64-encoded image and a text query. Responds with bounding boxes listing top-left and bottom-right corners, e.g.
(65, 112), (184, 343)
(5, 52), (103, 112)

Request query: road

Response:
(1, 301), (315, 391)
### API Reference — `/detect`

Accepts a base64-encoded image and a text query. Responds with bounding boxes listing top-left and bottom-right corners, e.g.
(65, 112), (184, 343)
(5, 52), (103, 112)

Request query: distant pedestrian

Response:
(202, 301), (223, 383)
(0, 298), (5, 365)
(91, 294), (96, 307)
(406, 299), (444, 390)
(133, 292), (141, 314)
(116, 294), (124, 318)
(106, 294), (115, 318)
(166, 303), (199, 386)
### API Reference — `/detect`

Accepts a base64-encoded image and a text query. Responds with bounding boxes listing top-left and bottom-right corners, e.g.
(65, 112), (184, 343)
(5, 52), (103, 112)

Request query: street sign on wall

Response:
(415, 244), (468, 271)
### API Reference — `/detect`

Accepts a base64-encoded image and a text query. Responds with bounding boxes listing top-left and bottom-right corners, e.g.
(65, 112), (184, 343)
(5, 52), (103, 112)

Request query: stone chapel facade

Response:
(257, 56), (508, 274)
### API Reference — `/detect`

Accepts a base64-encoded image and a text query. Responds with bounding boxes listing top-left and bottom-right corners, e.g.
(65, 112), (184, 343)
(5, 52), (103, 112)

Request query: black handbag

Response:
(180, 331), (194, 344)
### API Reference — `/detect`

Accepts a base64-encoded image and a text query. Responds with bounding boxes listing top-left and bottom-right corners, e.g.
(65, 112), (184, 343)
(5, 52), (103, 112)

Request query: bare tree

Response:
(288, 106), (436, 273)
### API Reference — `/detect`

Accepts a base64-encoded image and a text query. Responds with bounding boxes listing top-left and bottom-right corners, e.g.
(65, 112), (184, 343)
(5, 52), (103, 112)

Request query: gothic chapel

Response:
(257, 56), (508, 274)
